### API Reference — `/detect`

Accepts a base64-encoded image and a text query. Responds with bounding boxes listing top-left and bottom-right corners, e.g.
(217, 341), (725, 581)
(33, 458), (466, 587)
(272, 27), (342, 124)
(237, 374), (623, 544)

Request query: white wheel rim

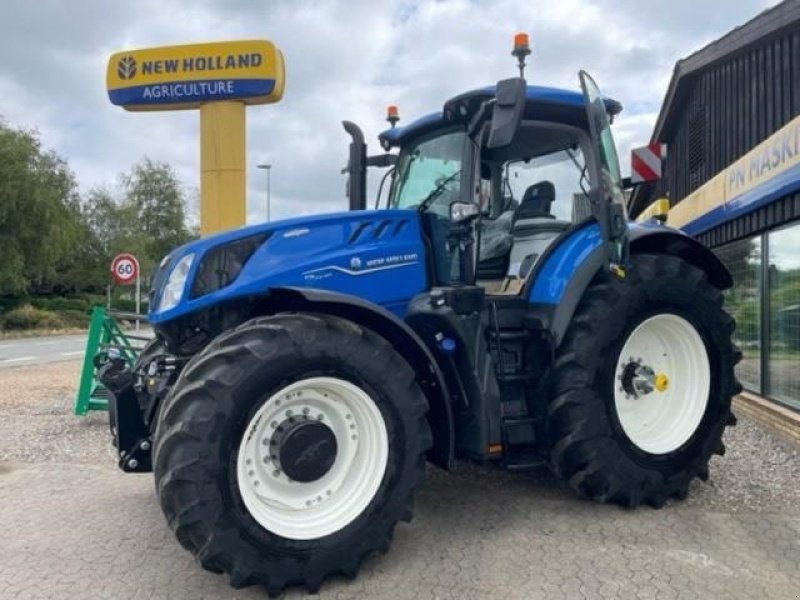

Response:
(236, 377), (389, 540)
(614, 314), (710, 455)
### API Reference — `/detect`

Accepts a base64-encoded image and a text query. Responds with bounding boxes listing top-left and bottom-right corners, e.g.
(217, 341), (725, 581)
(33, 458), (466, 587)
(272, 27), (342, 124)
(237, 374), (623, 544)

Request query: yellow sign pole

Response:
(200, 101), (246, 235)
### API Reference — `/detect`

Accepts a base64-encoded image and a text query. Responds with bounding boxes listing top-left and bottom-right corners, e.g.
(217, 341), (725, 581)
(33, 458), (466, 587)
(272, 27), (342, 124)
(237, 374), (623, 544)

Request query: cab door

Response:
(579, 71), (629, 268)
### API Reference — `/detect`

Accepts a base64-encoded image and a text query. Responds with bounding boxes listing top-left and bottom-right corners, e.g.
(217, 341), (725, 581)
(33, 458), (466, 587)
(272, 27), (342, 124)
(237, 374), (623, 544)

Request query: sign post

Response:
(106, 40), (285, 235)
(111, 253), (141, 330)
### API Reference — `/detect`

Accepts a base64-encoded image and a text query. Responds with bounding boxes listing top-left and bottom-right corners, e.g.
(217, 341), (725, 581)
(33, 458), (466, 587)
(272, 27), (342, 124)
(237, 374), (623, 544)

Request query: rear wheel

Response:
(547, 254), (741, 507)
(153, 313), (430, 595)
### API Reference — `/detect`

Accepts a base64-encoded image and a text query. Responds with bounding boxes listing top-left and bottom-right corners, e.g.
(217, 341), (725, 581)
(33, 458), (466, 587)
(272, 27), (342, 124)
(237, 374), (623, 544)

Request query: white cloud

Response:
(0, 0), (779, 224)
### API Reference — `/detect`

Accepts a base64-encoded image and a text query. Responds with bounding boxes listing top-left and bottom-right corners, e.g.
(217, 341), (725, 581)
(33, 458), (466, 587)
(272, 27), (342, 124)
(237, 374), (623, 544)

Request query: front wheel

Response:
(547, 254), (741, 508)
(153, 313), (431, 595)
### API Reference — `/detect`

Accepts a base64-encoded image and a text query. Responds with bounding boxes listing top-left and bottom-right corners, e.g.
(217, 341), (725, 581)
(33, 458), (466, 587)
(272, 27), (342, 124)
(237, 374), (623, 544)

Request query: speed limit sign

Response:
(111, 253), (139, 285)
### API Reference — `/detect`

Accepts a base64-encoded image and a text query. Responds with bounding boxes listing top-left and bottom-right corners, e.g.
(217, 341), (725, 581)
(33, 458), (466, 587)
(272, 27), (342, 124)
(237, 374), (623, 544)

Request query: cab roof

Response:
(379, 84), (622, 149)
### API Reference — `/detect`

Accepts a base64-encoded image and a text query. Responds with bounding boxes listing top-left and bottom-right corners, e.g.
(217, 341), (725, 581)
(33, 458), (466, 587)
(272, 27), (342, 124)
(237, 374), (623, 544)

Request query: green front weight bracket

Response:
(73, 306), (147, 415)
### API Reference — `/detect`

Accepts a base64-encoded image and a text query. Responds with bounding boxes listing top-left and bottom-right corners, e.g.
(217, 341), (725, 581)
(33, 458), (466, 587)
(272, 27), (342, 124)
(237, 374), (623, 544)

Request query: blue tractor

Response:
(100, 36), (740, 595)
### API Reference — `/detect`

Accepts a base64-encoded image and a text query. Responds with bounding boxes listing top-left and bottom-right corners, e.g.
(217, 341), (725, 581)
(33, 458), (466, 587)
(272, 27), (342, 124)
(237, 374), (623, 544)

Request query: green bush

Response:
(114, 298), (136, 312)
(0, 296), (26, 314)
(30, 296), (90, 313)
(734, 301), (760, 342)
(1, 304), (67, 330)
(113, 297), (149, 313)
(76, 293), (106, 307)
(59, 309), (89, 327)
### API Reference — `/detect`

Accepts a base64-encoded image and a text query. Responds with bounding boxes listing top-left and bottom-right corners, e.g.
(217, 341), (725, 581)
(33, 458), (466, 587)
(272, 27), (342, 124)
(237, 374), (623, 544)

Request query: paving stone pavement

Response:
(1, 362), (799, 599)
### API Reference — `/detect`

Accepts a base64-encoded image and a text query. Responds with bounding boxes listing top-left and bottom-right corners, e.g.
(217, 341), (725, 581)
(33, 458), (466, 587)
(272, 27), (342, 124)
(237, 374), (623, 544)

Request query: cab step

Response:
(500, 416), (547, 470)
(504, 450), (548, 471)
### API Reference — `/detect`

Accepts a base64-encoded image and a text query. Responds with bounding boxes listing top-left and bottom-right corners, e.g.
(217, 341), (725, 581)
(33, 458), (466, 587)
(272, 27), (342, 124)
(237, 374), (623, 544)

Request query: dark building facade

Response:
(631, 0), (800, 411)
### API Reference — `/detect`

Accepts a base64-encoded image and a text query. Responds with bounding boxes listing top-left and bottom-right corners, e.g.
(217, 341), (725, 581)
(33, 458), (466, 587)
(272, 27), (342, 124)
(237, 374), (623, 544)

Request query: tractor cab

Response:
(377, 81), (625, 295)
(340, 31), (629, 306)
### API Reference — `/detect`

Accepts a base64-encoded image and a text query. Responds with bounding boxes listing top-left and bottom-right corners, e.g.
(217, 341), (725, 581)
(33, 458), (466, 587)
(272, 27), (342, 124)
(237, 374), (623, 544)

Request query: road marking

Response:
(2, 356), (36, 363)
(60, 351), (84, 357)
(0, 344), (18, 349)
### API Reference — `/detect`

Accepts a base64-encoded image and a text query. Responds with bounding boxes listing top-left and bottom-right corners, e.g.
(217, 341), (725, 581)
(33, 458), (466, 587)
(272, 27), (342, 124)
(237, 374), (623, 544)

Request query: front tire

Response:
(153, 313), (431, 595)
(547, 254), (741, 508)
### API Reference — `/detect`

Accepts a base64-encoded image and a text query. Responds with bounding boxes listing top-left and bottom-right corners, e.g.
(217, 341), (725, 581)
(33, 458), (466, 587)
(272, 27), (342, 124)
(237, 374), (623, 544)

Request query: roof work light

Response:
(386, 104), (400, 128)
(512, 32), (531, 77)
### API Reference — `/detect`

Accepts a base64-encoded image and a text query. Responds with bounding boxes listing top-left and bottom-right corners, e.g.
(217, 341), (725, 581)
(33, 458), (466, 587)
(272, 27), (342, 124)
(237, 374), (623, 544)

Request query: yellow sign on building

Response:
(669, 113), (800, 231)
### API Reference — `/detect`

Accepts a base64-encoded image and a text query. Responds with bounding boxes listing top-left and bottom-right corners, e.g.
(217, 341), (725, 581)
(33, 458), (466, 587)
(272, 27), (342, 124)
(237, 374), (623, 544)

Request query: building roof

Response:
(652, 0), (800, 144)
(630, 0), (800, 216)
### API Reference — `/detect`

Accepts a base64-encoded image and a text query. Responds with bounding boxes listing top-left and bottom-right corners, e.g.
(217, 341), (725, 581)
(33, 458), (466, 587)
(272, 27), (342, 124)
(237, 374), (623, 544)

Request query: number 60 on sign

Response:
(111, 253), (139, 285)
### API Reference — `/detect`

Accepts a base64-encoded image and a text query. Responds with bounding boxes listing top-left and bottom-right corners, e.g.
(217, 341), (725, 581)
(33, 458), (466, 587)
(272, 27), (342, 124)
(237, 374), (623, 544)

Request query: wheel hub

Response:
(619, 358), (668, 399)
(274, 419), (337, 483)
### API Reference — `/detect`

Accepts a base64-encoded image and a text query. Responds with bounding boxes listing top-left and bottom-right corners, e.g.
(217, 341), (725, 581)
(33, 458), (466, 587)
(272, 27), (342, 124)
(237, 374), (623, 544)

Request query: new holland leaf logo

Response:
(117, 56), (137, 80)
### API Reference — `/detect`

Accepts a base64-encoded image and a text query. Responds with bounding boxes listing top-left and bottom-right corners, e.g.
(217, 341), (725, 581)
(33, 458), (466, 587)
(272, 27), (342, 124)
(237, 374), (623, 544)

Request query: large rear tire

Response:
(152, 313), (431, 595)
(547, 254), (741, 508)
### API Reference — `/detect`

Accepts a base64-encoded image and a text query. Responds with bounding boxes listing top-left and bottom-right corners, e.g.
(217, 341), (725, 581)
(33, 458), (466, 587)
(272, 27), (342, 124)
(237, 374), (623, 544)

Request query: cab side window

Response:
(503, 147), (588, 223)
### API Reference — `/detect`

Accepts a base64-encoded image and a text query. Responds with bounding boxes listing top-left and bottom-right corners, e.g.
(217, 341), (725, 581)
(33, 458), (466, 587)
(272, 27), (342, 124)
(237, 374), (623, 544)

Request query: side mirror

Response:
(450, 201), (480, 224)
(487, 78), (526, 150)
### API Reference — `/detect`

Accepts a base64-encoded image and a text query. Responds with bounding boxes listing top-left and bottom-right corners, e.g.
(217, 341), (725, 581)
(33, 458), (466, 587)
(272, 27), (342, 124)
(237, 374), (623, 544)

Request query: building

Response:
(630, 0), (800, 411)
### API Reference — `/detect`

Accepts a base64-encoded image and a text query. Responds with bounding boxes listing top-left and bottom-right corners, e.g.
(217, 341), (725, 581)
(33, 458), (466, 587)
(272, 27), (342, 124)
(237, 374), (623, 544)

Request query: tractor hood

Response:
(148, 210), (428, 324)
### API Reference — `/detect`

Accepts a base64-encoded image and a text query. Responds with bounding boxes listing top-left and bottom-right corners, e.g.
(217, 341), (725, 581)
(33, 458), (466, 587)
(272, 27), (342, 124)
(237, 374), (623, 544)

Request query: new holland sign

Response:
(106, 40), (285, 110)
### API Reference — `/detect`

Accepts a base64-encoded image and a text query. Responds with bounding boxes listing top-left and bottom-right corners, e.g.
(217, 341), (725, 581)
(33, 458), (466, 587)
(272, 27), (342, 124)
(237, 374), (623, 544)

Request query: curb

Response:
(733, 392), (800, 445)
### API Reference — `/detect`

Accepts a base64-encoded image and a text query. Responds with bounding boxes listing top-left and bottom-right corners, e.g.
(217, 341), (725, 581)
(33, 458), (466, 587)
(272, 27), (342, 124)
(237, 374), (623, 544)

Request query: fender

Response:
(627, 224), (732, 289)
(264, 287), (455, 470)
(527, 222), (732, 348)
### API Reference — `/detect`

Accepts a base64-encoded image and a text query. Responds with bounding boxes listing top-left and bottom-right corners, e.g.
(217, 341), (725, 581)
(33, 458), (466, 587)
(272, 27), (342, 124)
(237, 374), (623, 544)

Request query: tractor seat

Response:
(506, 181), (569, 280)
(513, 181), (556, 227)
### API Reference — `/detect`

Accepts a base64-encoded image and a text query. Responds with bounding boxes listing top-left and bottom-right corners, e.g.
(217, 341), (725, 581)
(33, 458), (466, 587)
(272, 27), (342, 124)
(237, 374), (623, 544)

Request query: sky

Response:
(0, 0), (781, 226)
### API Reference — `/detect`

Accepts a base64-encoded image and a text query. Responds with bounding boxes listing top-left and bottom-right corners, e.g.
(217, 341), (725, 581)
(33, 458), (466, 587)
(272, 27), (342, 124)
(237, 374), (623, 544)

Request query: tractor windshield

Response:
(390, 130), (464, 215)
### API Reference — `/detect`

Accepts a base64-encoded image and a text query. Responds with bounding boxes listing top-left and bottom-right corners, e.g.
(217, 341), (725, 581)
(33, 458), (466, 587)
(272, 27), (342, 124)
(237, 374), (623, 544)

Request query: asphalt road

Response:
(0, 334), (89, 368)
(0, 330), (153, 368)
(1, 361), (799, 599)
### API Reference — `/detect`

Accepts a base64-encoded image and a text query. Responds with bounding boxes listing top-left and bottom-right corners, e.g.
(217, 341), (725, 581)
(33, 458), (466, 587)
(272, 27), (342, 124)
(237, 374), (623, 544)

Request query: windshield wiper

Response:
(565, 148), (584, 173)
(418, 170), (461, 211)
(566, 148), (590, 196)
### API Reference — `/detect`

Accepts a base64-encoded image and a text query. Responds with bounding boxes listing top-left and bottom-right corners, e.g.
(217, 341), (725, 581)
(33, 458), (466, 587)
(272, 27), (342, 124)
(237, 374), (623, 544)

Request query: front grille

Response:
(190, 232), (270, 299)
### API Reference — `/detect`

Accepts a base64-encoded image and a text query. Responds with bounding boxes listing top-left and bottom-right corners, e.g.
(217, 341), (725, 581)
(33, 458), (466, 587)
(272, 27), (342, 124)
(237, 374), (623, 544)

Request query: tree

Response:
(121, 158), (192, 262)
(76, 158), (193, 294)
(0, 119), (193, 298)
(0, 119), (82, 293)
(60, 187), (130, 292)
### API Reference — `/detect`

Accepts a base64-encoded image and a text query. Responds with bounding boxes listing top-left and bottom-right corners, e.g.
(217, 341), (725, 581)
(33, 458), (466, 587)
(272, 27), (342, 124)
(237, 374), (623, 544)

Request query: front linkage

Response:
(98, 347), (180, 473)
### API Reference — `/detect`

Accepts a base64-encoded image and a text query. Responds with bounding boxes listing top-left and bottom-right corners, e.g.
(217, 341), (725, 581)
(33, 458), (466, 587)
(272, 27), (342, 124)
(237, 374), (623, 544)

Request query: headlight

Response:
(157, 253), (194, 313)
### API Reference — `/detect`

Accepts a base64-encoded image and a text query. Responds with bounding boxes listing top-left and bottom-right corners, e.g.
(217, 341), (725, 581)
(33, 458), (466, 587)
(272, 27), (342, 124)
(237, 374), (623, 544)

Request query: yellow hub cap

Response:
(654, 373), (669, 392)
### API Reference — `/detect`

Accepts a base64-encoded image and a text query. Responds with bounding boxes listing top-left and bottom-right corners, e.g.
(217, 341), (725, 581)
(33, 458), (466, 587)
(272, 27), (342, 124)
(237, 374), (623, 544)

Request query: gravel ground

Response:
(0, 361), (116, 464)
(1, 360), (799, 599)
